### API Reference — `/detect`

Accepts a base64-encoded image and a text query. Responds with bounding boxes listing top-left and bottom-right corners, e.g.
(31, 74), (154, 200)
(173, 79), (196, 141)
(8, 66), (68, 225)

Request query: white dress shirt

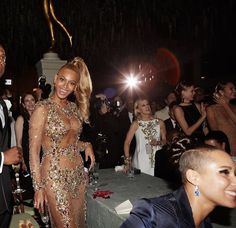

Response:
(0, 99), (12, 173)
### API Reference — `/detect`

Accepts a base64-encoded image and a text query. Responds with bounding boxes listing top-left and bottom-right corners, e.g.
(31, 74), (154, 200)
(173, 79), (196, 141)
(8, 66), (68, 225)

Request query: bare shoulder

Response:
(174, 105), (183, 113)
(156, 118), (164, 124)
(16, 115), (24, 123)
(206, 104), (216, 111)
(131, 120), (139, 129)
(29, 101), (49, 121)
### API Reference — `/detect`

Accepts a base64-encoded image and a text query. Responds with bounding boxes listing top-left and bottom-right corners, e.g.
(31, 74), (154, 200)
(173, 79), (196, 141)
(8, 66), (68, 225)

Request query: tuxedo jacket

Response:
(0, 99), (12, 215)
(120, 186), (212, 228)
(164, 118), (176, 133)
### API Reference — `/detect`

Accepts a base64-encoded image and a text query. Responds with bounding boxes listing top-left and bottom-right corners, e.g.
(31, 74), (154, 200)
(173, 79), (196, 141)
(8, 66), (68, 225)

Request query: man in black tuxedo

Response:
(164, 101), (179, 141)
(0, 43), (22, 227)
(164, 102), (177, 130)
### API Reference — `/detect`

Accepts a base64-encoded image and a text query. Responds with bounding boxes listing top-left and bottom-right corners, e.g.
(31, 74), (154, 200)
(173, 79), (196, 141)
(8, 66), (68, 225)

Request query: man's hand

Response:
(3, 147), (22, 165)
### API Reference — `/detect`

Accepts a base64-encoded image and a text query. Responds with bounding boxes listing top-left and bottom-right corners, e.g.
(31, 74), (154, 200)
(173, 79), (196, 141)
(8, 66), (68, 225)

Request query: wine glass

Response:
(92, 163), (100, 191)
(12, 163), (25, 194)
(40, 203), (50, 228)
(127, 164), (134, 178)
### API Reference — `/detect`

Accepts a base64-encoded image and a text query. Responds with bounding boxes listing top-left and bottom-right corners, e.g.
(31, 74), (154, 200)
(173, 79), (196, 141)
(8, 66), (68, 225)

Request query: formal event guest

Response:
(150, 100), (158, 115)
(207, 81), (236, 157)
(112, 96), (133, 158)
(155, 132), (195, 184)
(174, 81), (208, 142)
(164, 101), (178, 141)
(15, 92), (36, 199)
(121, 146), (236, 228)
(204, 130), (231, 154)
(29, 57), (95, 227)
(0, 43), (22, 227)
(126, 96), (134, 123)
(155, 91), (176, 121)
(1, 87), (17, 147)
(88, 96), (124, 168)
(124, 98), (166, 176)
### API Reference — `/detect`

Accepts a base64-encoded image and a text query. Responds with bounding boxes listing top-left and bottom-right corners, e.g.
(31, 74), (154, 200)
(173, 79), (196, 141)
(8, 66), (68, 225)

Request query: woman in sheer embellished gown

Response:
(29, 57), (95, 228)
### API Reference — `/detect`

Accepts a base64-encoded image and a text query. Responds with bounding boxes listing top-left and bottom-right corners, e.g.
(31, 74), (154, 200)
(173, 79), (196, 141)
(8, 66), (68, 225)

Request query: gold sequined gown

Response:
(29, 98), (86, 228)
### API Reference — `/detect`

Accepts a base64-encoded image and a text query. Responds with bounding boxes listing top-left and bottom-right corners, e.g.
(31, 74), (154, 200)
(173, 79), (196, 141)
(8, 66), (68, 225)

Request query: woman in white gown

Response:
(124, 98), (166, 176)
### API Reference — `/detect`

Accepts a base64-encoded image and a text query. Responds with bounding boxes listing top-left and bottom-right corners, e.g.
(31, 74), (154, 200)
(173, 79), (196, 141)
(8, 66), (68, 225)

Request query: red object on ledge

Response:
(93, 190), (113, 199)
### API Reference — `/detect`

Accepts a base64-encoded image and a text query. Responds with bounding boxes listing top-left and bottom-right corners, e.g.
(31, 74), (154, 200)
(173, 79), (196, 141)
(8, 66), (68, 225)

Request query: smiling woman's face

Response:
(23, 94), (36, 113)
(221, 82), (236, 100)
(54, 68), (79, 100)
(197, 150), (236, 208)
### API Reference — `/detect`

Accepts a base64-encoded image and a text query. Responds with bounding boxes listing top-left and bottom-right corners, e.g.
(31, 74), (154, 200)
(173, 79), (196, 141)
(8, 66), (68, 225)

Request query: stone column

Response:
(35, 51), (66, 86)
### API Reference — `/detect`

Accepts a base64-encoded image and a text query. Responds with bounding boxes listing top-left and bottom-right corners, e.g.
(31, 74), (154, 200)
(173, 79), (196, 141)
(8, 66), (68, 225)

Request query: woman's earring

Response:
(194, 185), (200, 197)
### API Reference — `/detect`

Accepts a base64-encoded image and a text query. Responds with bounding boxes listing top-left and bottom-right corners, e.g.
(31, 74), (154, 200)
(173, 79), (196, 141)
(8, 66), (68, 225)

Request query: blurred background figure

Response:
(155, 131), (195, 185)
(194, 87), (205, 103)
(0, 87), (17, 147)
(207, 81), (236, 158)
(89, 96), (124, 168)
(15, 92), (37, 199)
(150, 100), (158, 115)
(33, 87), (43, 101)
(155, 91), (176, 121)
(174, 81), (208, 143)
(164, 101), (178, 140)
(126, 97), (134, 123)
(123, 96), (136, 157)
(204, 130), (231, 154)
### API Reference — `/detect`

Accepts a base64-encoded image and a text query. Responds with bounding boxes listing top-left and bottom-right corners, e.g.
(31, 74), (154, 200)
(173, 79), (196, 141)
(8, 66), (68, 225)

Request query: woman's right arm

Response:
(174, 105), (206, 136)
(29, 104), (47, 211)
(124, 121), (138, 159)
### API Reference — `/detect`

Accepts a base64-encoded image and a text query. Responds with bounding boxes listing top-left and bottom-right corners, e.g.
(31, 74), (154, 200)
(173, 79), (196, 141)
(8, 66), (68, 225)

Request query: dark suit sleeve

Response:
(121, 195), (183, 228)
(120, 199), (156, 228)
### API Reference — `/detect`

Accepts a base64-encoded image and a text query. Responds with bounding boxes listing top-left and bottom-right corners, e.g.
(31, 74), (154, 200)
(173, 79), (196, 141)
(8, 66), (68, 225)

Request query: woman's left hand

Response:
(214, 93), (226, 105)
(85, 144), (95, 171)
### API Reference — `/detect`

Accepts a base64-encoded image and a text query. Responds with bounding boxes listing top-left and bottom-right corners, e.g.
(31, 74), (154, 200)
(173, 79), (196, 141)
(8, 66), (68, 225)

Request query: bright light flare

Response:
(125, 74), (138, 88)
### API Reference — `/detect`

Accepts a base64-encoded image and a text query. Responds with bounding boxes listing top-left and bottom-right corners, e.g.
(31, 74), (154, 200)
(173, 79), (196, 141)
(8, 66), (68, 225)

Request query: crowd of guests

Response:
(0, 40), (236, 227)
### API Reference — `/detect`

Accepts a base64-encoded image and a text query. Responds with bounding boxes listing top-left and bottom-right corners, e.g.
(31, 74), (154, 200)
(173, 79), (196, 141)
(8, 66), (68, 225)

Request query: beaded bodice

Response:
(29, 98), (85, 194)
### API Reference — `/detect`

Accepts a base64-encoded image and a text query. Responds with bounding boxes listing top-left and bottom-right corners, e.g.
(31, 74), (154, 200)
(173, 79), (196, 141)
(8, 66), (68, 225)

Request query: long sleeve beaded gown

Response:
(29, 98), (87, 228)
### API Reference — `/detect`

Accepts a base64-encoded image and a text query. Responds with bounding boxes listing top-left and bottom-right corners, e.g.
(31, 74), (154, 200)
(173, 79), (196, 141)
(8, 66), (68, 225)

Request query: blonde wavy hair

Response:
(59, 57), (92, 122)
(134, 98), (149, 120)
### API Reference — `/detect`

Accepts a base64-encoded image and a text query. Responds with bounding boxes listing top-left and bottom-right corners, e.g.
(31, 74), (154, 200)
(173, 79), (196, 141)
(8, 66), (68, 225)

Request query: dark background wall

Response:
(0, 0), (235, 97)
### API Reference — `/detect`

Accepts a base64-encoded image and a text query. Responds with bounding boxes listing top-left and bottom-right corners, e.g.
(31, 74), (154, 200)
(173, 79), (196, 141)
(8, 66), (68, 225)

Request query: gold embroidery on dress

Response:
(138, 119), (160, 167)
(30, 98), (86, 227)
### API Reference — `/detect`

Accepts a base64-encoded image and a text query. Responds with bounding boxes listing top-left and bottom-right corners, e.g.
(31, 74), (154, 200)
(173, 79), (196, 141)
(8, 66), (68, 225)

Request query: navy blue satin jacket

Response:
(120, 186), (212, 228)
